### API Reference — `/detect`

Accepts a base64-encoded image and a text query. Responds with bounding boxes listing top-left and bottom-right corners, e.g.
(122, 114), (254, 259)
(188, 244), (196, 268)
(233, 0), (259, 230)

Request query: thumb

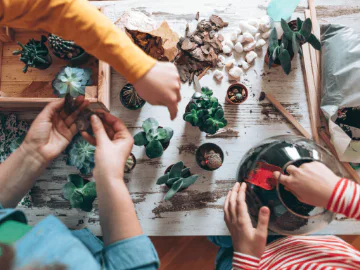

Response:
(256, 207), (270, 235)
(91, 114), (108, 145)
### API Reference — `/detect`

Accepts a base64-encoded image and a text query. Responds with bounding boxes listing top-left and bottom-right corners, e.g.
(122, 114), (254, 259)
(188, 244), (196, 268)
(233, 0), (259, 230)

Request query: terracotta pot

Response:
(196, 143), (224, 171)
(226, 83), (248, 105)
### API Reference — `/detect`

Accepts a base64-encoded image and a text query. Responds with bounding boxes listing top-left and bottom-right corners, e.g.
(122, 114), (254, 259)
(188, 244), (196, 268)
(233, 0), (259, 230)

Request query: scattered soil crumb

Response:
(250, 110), (252, 113)
(178, 143), (198, 155)
(259, 91), (266, 101)
(196, 11), (199, 20)
(206, 128), (240, 138)
(262, 109), (270, 117)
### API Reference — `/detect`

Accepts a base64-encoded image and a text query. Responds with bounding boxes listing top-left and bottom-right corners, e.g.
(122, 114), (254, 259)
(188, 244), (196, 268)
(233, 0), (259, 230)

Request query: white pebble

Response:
(246, 51), (257, 63)
(261, 29), (272, 39)
(236, 29), (242, 35)
(230, 32), (238, 43)
(228, 66), (243, 80)
(222, 45), (232, 54)
(224, 39), (234, 49)
(239, 21), (258, 35)
(240, 59), (250, 70)
(243, 41), (256, 51)
(237, 35), (245, 44)
(243, 32), (254, 43)
(259, 16), (272, 32)
(217, 55), (226, 68)
(213, 70), (224, 82)
(256, 39), (266, 49)
(225, 59), (236, 71)
(247, 19), (259, 29)
(234, 42), (244, 53)
(255, 33), (260, 41)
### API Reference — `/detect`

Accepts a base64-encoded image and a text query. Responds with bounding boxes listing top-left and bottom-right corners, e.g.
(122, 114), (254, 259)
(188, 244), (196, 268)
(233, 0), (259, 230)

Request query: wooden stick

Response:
(0, 26), (14, 42)
(319, 130), (360, 184)
(266, 93), (311, 139)
(198, 66), (210, 80)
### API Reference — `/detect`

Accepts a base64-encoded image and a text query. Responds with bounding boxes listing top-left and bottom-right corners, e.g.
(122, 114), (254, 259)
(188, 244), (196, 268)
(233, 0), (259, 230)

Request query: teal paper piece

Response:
(267, 0), (301, 22)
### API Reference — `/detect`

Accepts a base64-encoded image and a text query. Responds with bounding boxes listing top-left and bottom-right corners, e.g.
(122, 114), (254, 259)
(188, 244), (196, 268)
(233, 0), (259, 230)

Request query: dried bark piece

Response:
(210, 15), (229, 28)
(196, 12), (200, 21)
(181, 38), (197, 51)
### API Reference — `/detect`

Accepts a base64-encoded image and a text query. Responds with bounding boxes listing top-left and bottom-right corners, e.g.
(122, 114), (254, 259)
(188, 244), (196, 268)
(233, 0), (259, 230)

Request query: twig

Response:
(198, 66), (210, 80)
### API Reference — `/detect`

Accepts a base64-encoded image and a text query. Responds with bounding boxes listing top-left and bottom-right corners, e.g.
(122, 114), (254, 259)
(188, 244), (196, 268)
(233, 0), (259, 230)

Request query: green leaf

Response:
(296, 18), (303, 30)
(269, 28), (278, 55)
(63, 182), (76, 200)
(181, 175), (199, 189)
(134, 132), (148, 146)
(201, 87), (213, 96)
(145, 127), (158, 141)
(215, 109), (224, 120)
(278, 49), (291, 75)
(307, 34), (321, 50)
(281, 19), (293, 40)
(164, 180), (183, 201)
(81, 182), (97, 200)
(79, 196), (96, 212)
(157, 173), (170, 185)
(167, 177), (181, 185)
(160, 127), (173, 143)
(157, 128), (168, 140)
(145, 140), (164, 159)
(189, 103), (197, 110)
(181, 168), (190, 177)
(142, 118), (158, 133)
(169, 161), (184, 178)
(299, 18), (312, 40)
(70, 191), (83, 208)
(217, 122), (225, 128)
(281, 34), (288, 49)
(292, 32), (300, 55)
(68, 174), (84, 188)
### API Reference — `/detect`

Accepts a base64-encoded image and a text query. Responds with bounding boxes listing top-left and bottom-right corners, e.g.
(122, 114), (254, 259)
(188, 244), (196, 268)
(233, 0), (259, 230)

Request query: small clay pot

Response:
(164, 164), (192, 190)
(226, 83), (248, 105)
(196, 143), (224, 171)
(125, 153), (136, 173)
(120, 84), (146, 110)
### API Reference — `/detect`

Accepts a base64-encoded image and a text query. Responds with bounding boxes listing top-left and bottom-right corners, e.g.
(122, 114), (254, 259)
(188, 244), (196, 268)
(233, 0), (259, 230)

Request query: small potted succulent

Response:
(196, 143), (224, 171)
(52, 66), (92, 97)
(134, 118), (173, 159)
(156, 161), (199, 201)
(63, 174), (96, 212)
(12, 35), (52, 73)
(120, 84), (146, 110)
(226, 83), (248, 105)
(48, 34), (89, 65)
(66, 134), (95, 176)
(125, 153), (137, 173)
(183, 87), (227, 135)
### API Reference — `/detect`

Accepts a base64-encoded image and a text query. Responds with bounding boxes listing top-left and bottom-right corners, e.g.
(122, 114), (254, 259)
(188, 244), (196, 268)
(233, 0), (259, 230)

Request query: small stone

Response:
(213, 70), (224, 82)
(222, 45), (232, 54)
(234, 42), (243, 53)
(225, 59), (235, 71)
(262, 29), (271, 39)
(259, 91), (266, 101)
(240, 59), (250, 70)
(243, 41), (256, 51)
(228, 66), (243, 80)
(245, 51), (257, 63)
(230, 32), (238, 43)
(237, 35), (245, 44)
(243, 32), (255, 43)
(259, 15), (272, 32)
(248, 19), (259, 29)
(239, 21), (258, 35)
(217, 55), (226, 68)
(256, 39), (266, 49)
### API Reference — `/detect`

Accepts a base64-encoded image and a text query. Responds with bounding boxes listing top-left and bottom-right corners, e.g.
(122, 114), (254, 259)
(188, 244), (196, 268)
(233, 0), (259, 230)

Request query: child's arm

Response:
(224, 182), (270, 269)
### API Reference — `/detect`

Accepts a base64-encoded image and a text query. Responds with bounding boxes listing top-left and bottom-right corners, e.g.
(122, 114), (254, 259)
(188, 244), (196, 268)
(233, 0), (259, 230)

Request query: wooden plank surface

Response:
(13, 0), (360, 236)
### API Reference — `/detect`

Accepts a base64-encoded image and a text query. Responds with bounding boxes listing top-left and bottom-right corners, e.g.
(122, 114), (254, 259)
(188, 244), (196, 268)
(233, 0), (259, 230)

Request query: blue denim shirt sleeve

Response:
(103, 235), (160, 270)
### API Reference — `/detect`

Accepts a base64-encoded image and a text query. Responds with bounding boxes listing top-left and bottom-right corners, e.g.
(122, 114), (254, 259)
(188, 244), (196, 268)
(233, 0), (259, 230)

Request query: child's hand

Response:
(273, 162), (341, 208)
(224, 182), (270, 259)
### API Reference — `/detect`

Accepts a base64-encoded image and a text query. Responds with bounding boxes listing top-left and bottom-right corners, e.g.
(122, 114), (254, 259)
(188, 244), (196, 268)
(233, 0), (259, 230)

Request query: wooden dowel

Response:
(266, 93), (312, 139)
(319, 130), (360, 184)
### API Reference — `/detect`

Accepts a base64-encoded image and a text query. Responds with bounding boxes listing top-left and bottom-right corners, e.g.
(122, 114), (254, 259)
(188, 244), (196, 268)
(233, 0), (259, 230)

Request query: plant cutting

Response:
(196, 143), (224, 171)
(226, 83), (248, 105)
(120, 84), (146, 110)
(63, 174), (96, 212)
(12, 35), (52, 73)
(156, 161), (199, 201)
(48, 34), (89, 65)
(183, 87), (227, 135)
(125, 153), (136, 173)
(134, 118), (173, 159)
(66, 134), (95, 175)
(52, 66), (92, 97)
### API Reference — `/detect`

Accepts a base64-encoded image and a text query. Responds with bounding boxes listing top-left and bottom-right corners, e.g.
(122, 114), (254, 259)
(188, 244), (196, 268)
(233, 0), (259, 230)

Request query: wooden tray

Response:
(0, 26), (110, 111)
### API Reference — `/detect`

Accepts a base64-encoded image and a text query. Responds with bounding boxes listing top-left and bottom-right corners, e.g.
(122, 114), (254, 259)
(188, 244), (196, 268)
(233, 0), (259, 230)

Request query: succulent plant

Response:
(12, 35), (52, 73)
(66, 134), (95, 175)
(48, 34), (85, 60)
(268, 28), (292, 75)
(183, 87), (227, 134)
(156, 161), (199, 201)
(134, 118), (173, 159)
(63, 174), (96, 212)
(120, 84), (146, 110)
(125, 153), (136, 173)
(52, 67), (92, 98)
(281, 18), (321, 56)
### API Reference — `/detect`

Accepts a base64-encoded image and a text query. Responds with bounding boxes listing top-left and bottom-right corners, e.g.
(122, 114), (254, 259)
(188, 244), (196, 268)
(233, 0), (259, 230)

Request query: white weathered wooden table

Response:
(18, 0), (360, 235)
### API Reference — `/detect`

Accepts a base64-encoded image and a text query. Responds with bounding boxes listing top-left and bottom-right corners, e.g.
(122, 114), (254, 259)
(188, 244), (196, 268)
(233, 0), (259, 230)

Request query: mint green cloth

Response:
(267, 0), (301, 21)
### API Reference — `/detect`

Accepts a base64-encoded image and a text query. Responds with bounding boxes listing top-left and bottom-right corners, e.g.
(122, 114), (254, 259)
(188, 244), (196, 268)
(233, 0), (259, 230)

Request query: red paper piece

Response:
(246, 161), (281, 190)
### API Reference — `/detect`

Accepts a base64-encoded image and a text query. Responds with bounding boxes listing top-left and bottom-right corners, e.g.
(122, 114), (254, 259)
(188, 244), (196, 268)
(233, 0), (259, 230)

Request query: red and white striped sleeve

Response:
(327, 178), (360, 220)
(233, 252), (260, 269)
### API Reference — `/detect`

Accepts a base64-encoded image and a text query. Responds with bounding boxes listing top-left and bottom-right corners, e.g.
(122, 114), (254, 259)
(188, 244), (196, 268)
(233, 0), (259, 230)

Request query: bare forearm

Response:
(96, 178), (143, 246)
(0, 145), (47, 208)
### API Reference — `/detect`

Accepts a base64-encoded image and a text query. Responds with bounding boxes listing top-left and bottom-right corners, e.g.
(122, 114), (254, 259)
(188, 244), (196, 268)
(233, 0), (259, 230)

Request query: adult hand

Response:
(133, 62), (181, 120)
(81, 112), (134, 181)
(21, 96), (88, 164)
(224, 182), (270, 259)
(273, 161), (341, 208)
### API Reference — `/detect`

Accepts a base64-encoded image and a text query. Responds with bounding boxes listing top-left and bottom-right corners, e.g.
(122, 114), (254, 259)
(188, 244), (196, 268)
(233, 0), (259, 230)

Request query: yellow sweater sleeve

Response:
(0, 0), (156, 83)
